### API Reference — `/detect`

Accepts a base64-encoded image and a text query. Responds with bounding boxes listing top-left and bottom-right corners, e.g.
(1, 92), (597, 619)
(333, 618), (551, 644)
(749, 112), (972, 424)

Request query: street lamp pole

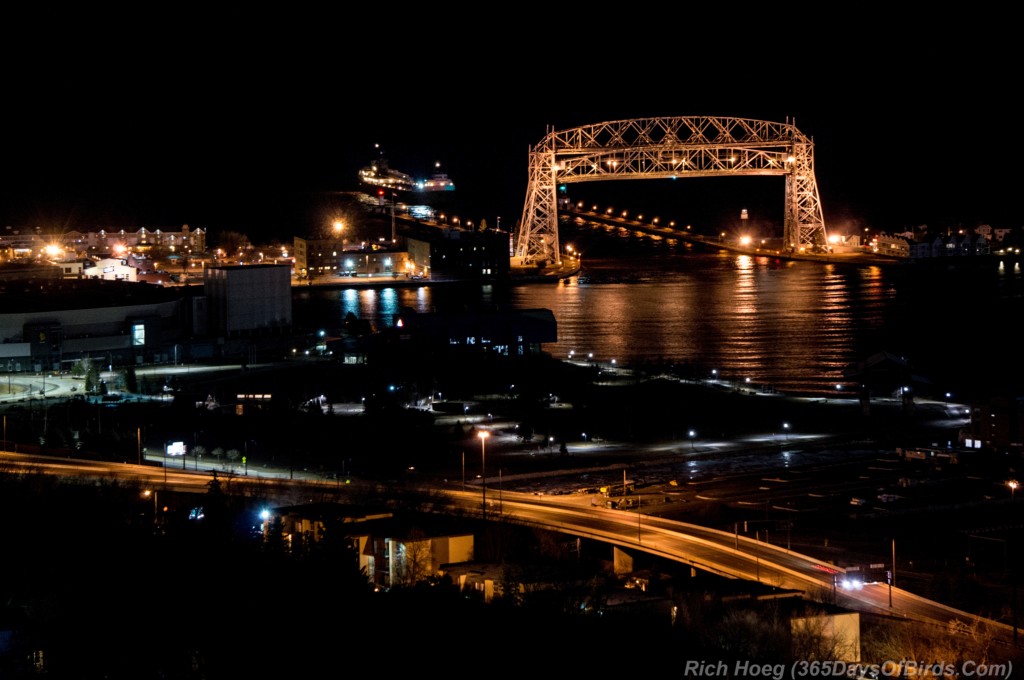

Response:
(887, 538), (897, 608)
(755, 530), (761, 582)
(478, 431), (489, 521)
(888, 536), (897, 589)
(391, 193), (397, 243)
(637, 493), (641, 543)
(143, 490), (159, 526)
(1007, 481), (1020, 643)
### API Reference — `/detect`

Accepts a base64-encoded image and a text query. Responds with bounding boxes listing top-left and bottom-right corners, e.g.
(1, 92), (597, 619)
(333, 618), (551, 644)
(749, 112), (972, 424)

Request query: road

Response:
(5, 362), (1013, 649)
(6, 445), (1012, 647)
(441, 487), (1020, 647)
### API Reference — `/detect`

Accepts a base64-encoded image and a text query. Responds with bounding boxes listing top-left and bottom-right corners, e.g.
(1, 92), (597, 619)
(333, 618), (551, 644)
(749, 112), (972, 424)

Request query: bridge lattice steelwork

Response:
(514, 116), (828, 265)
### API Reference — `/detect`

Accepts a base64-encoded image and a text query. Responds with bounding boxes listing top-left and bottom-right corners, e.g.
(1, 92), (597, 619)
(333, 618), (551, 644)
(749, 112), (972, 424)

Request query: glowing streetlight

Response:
(141, 490), (160, 526)
(1010, 480), (1019, 503)
(688, 429), (696, 451)
(783, 422), (791, 442)
(478, 430), (490, 520)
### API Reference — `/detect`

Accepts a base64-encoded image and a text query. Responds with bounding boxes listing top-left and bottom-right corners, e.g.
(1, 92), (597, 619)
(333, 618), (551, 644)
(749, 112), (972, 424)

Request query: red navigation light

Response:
(378, 189), (385, 197)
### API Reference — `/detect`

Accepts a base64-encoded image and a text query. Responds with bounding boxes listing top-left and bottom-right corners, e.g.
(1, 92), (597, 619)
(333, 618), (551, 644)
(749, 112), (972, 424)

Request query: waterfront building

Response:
(293, 237), (412, 280)
(909, 234), (991, 259)
(867, 233), (911, 258)
(405, 227), (510, 280)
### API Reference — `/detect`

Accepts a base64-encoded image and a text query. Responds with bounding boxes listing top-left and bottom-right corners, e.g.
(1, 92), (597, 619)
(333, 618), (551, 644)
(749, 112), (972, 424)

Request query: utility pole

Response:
(391, 193), (396, 243)
(891, 538), (896, 588)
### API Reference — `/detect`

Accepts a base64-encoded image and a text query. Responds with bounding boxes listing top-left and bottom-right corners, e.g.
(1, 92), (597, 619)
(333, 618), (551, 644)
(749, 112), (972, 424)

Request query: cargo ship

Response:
(357, 156), (417, 196)
(358, 150), (456, 208)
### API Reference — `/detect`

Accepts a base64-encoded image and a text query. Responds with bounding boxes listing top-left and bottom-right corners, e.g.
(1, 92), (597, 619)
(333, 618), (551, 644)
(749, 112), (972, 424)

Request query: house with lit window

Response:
(87, 258), (138, 282)
(369, 532), (475, 590)
(259, 503), (474, 591)
(263, 503), (394, 581)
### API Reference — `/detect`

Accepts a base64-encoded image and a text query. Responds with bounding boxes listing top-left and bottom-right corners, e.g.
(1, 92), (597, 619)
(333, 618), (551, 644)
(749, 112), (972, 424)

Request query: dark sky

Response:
(3, 23), (1019, 244)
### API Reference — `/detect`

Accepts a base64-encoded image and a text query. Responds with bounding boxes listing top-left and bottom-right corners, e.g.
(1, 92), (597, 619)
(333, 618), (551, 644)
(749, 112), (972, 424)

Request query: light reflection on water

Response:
(505, 253), (896, 395)
(296, 235), (1022, 397)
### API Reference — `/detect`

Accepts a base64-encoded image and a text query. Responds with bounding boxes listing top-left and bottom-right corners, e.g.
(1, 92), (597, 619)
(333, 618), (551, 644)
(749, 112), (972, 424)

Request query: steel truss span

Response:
(513, 116), (828, 265)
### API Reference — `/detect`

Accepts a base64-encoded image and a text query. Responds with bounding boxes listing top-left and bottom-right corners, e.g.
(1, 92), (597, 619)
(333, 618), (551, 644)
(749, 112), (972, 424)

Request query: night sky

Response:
(3, 23), (1019, 244)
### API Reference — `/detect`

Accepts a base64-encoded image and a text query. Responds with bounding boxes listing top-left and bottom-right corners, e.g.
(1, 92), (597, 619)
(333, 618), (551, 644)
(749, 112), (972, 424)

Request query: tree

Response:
(790, 606), (856, 661)
(216, 230), (251, 260)
(517, 423), (534, 443)
(124, 367), (138, 394)
(85, 362), (100, 393)
(393, 527), (434, 588)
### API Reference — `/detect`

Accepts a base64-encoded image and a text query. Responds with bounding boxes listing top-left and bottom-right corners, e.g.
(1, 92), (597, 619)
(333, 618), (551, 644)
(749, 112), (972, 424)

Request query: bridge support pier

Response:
(613, 545), (636, 575)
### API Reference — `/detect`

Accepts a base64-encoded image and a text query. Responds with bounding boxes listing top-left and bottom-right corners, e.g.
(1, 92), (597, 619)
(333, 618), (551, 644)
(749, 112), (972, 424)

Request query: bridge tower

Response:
(513, 116), (829, 265)
(514, 127), (561, 266)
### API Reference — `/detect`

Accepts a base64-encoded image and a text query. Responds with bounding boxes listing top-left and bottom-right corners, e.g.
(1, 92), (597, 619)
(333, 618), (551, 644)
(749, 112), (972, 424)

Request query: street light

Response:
(782, 422), (790, 442)
(142, 490), (159, 526)
(1010, 480), (1019, 503)
(478, 430), (489, 521)
(688, 430), (696, 451)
